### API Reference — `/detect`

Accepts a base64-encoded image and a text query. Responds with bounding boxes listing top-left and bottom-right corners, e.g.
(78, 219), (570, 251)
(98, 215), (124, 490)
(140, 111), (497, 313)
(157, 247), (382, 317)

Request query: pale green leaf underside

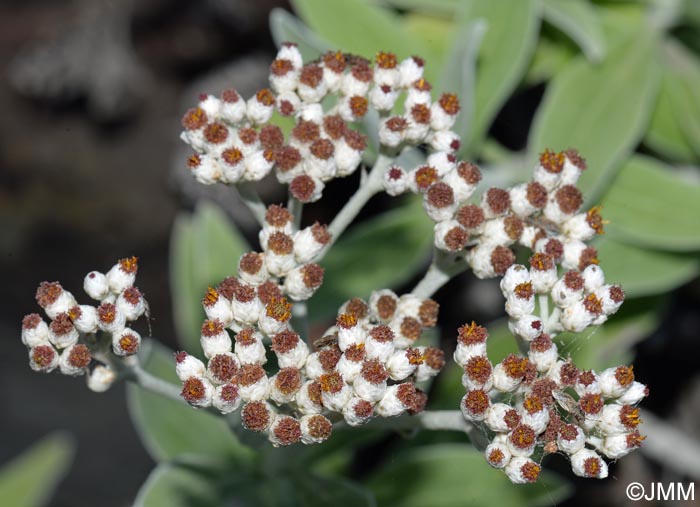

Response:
(601, 155), (700, 251)
(542, 0), (606, 62)
(529, 30), (660, 204)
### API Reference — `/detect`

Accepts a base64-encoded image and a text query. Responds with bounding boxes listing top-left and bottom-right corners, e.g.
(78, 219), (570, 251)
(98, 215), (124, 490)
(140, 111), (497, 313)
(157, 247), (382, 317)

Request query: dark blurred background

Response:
(2, 1), (700, 506)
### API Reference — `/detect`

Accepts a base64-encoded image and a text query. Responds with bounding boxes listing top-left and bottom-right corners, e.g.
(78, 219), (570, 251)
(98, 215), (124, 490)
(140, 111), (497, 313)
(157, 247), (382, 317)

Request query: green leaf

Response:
(269, 8), (331, 61)
(134, 464), (221, 507)
(291, 0), (420, 60)
(367, 445), (571, 507)
(663, 40), (700, 158)
(127, 340), (251, 464)
(438, 18), (488, 145)
(0, 433), (75, 507)
(528, 30), (660, 203)
(309, 196), (433, 319)
(403, 13), (456, 64)
(542, 0), (606, 62)
(525, 37), (577, 84)
(294, 473), (376, 507)
(374, 0), (460, 17)
(594, 236), (698, 297)
(462, 0), (541, 154)
(170, 201), (250, 355)
(600, 155), (700, 251)
(645, 71), (697, 162)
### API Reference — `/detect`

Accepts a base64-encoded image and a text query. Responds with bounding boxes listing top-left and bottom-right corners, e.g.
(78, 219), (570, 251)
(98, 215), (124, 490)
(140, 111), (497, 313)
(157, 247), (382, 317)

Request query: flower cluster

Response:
(21, 257), (147, 392)
(455, 322), (648, 483)
(176, 274), (444, 445)
(398, 148), (603, 280)
(502, 261), (624, 339)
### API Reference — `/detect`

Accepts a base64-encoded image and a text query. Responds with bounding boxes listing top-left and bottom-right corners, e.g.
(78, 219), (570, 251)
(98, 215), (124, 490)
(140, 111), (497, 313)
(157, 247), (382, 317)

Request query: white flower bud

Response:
(336, 315), (366, 352)
(383, 166), (408, 196)
(426, 151), (456, 177)
(485, 442), (511, 469)
(386, 348), (420, 381)
(500, 265), (530, 295)
(48, 314), (80, 349)
(508, 315), (543, 342)
(460, 389), (491, 422)
(528, 335), (558, 373)
(599, 432), (643, 459)
(369, 289), (399, 323)
(219, 89), (247, 124)
(375, 384), (412, 417)
(520, 400), (550, 434)
(574, 370), (601, 397)
(492, 362), (522, 393)
(336, 349), (365, 383)
(29, 344), (59, 372)
(106, 258), (138, 294)
(430, 95), (459, 131)
(444, 162), (481, 204)
(246, 91), (275, 125)
(277, 43), (303, 70)
(598, 365), (635, 399)
(202, 289), (234, 327)
(213, 384), (241, 414)
(557, 423), (585, 455)
(200, 320), (232, 359)
(570, 449), (608, 478)
(236, 364), (270, 402)
(198, 94), (221, 118)
(505, 284), (535, 319)
(175, 352), (206, 381)
(580, 264), (604, 293)
(296, 380), (324, 415)
(83, 271), (109, 300)
(505, 457), (541, 484)
(112, 328), (142, 357)
(528, 254), (558, 294)
(423, 183), (457, 222)
(615, 381), (648, 405)
(116, 287), (146, 322)
(398, 56), (425, 88)
(596, 404), (640, 436)
(484, 403), (516, 433)
(507, 425), (537, 457)
(284, 264), (324, 301)
(181, 376), (215, 408)
(272, 330), (309, 369)
(354, 361), (389, 402)
(434, 220), (468, 252)
(560, 301), (596, 333)
(268, 416), (302, 447)
(364, 326), (395, 363)
(561, 239), (588, 270)
(300, 414), (333, 444)
(562, 212), (597, 241)
(275, 91), (301, 117)
(342, 397), (375, 426)
(206, 352), (240, 385)
(269, 367), (302, 404)
(320, 374), (352, 412)
(378, 116), (406, 148)
(21, 314), (50, 347)
(293, 224), (330, 263)
(56, 342), (90, 376)
(341, 69), (371, 97)
(429, 131), (461, 153)
(86, 364), (116, 392)
(334, 137), (363, 177)
(234, 329), (267, 365)
(188, 153), (221, 185)
(369, 83), (398, 111)
(269, 60), (300, 93)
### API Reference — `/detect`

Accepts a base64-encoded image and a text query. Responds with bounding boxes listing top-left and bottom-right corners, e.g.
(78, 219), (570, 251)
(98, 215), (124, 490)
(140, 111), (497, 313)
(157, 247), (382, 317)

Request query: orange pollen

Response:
(256, 88), (275, 106)
(186, 154), (201, 169)
(319, 372), (343, 394)
(222, 147), (243, 165)
(514, 282), (534, 300)
(586, 206), (606, 234)
(375, 51), (397, 69)
(539, 149), (565, 173)
(349, 96), (368, 117)
(615, 365), (635, 386)
(523, 396), (543, 414)
(266, 297), (292, 322)
(438, 93), (460, 115)
(488, 448), (505, 465)
(583, 294), (603, 315)
(336, 313), (357, 329)
(119, 256), (139, 274)
(203, 287), (219, 306)
(414, 166), (438, 190)
(621, 406), (642, 428)
(583, 457), (601, 477)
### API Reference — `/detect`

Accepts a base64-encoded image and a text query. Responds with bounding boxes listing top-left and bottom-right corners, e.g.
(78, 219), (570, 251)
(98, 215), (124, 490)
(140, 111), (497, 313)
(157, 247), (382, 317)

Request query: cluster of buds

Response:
(455, 322), (647, 483)
(400, 148), (604, 280)
(21, 257), (148, 392)
(502, 260), (624, 339)
(176, 280), (444, 446)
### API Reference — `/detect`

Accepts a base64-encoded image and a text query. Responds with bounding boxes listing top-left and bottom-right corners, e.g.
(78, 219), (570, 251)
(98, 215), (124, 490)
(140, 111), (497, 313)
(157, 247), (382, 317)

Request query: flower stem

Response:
(411, 249), (468, 299)
(319, 154), (392, 258)
(235, 182), (267, 228)
(125, 361), (185, 404)
(287, 195), (303, 231)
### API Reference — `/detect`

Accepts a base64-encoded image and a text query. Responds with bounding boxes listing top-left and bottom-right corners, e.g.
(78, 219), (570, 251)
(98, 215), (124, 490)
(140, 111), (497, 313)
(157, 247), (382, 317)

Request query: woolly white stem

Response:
(287, 196), (304, 232)
(412, 250), (469, 299)
(235, 182), (267, 228)
(127, 362), (184, 404)
(538, 294), (550, 325)
(320, 154), (393, 257)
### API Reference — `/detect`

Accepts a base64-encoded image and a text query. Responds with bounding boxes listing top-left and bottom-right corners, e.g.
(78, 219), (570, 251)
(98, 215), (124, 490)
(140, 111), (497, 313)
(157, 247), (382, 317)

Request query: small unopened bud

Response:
(83, 271), (109, 300)
(86, 364), (116, 392)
